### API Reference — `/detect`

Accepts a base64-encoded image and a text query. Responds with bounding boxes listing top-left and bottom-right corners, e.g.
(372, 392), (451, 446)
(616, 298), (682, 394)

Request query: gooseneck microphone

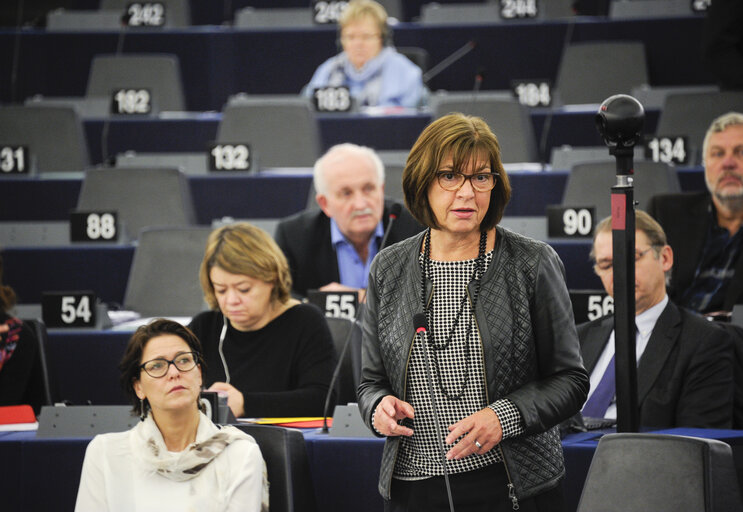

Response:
(414, 313), (455, 512)
(379, 202), (402, 251)
(423, 40), (477, 86)
(321, 304), (365, 434)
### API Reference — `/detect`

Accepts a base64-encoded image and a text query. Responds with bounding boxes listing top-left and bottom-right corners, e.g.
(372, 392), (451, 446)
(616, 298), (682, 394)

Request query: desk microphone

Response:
(414, 313), (456, 512)
(321, 304), (365, 434)
(380, 203), (402, 251)
(423, 40), (477, 86)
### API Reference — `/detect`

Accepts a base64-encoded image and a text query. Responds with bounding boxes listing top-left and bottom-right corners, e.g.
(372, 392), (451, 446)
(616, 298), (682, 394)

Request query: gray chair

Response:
(325, 316), (361, 406)
(86, 54), (186, 113)
(378, 0), (403, 20)
(45, 9), (123, 30)
(429, 91), (539, 163)
(610, 0), (701, 19)
(554, 41), (648, 105)
(234, 424), (319, 512)
(217, 96), (321, 169)
(419, 3), (502, 24)
(233, 7), (314, 28)
(99, 0), (191, 27)
(76, 167), (196, 240)
(577, 433), (743, 512)
(655, 91), (743, 165)
(562, 161), (681, 220)
(0, 105), (90, 173)
(123, 226), (211, 317)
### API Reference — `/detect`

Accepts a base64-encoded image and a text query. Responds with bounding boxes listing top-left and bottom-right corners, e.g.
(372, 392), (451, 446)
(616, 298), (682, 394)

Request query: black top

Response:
(189, 303), (337, 417)
(274, 199), (424, 297)
(0, 312), (42, 413)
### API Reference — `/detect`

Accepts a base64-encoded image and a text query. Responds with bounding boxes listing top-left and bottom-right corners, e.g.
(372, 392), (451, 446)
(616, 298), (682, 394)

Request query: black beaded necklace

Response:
(420, 227), (487, 400)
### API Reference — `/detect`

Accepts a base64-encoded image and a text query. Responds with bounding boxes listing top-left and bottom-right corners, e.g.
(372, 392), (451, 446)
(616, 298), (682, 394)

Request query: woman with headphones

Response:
(304, 0), (425, 108)
(188, 222), (337, 419)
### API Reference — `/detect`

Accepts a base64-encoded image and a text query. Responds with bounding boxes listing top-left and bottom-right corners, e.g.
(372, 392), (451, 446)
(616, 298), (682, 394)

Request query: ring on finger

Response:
(474, 440), (482, 449)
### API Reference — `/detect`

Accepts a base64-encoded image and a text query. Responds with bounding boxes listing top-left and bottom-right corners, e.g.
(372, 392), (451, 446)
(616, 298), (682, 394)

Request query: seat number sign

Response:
(313, 1), (349, 24)
(209, 143), (252, 171)
(307, 291), (358, 320)
(0, 145), (29, 174)
(547, 206), (595, 238)
(111, 88), (152, 115)
(313, 87), (352, 112)
(512, 80), (551, 107)
(500, 0), (539, 19)
(70, 211), (119, 242)
(42, 291), (97, 328)
(644, 136), (688, 165)
(124, 2), (166, 27)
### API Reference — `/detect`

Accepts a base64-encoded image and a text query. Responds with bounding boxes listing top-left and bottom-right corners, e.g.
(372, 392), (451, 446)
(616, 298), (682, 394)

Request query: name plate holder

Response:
(329, 403), (375, 438)
(37, 405), (139, 438)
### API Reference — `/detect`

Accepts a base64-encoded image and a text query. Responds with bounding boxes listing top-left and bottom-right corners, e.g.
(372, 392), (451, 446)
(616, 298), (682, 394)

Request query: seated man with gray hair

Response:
(275, 143), (422, 299)
(577, 210), (735, 428)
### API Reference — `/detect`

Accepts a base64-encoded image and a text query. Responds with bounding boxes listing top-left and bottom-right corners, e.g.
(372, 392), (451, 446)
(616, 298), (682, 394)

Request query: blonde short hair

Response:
(339, 0), (388, 41)
(199, 222), (292, 309)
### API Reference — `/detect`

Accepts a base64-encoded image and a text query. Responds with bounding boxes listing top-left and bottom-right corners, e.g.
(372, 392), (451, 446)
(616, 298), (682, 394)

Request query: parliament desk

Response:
(1, 427), (741, 512)
(1, 16), (708, 112)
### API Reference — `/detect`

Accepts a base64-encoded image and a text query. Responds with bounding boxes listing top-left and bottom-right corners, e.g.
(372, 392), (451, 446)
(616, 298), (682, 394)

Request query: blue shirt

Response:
(330, 219), (384, 289)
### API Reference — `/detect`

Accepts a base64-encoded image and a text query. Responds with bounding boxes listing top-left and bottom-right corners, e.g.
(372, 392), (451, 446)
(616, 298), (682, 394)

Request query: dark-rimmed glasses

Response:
(594, 247), (657, 274)
(436, 171), (498, 192)
(140, 352), (199, 378)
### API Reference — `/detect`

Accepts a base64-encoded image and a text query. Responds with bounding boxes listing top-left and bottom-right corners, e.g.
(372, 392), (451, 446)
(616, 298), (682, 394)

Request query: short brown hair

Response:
(402, 113), (512, 231)
(119, 318), (204, 418)
(199, 222), (292, 309)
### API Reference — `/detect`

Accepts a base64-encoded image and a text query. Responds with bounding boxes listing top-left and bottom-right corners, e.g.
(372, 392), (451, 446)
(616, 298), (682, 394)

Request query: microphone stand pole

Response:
(596, 95), (644, 433)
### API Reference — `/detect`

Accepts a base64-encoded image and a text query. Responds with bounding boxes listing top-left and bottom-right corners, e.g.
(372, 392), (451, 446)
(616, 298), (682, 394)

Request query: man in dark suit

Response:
(275, 143), (423, 298)
(648, 112), (743, 314)
(579, 210), (735, 428)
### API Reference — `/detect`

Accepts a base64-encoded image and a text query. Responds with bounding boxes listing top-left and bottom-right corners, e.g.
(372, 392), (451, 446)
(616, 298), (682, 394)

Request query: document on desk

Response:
(238, 417), (331, 428)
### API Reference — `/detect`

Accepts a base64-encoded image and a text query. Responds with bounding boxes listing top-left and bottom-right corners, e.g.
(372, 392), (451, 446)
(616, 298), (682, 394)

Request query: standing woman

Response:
(75, 319), (268, 512)
(358, 113), (589, 511)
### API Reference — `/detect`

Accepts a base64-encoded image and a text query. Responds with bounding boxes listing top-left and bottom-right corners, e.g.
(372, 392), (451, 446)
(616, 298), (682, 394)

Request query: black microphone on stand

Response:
(321, 304), (365, 434)
(413, 313), (456, 512)
(379, 202), (402, 251)
(422, 40), (477, 86)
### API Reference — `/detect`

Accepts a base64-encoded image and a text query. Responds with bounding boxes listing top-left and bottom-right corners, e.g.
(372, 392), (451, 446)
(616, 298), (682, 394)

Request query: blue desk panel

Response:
(1, 427), (740, 512)
(0, 17), (709, 111)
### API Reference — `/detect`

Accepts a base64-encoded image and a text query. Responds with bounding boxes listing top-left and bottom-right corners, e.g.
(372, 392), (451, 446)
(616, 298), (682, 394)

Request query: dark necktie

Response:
(582, 353), (615, 418)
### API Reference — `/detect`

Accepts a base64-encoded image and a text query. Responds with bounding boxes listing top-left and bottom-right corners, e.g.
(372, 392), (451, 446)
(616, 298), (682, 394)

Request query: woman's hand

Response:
(372, 395), (415, 437)
(445, 407), (503, 460)
(208, 382), (245, 418)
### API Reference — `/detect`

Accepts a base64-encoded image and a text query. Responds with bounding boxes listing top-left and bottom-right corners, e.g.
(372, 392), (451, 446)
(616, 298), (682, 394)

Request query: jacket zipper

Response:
(470, 288), (520, 511)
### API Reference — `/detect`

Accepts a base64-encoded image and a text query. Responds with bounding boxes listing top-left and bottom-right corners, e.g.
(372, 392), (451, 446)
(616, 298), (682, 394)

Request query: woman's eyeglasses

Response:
(436, 171), (498, 192)
(139, 352), (199, 378)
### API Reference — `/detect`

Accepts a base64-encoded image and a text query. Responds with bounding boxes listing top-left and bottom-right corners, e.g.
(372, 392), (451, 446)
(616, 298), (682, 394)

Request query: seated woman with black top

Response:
(189, 222), (336, 418)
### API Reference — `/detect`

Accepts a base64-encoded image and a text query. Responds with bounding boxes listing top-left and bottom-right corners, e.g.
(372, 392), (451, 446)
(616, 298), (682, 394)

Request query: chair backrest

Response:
(324, 317), (361, 405)
(233, 7), (315, 28)
(217, 97), (321, 169)
(123, 226), (211, 317)
(0, 105), (89, 173)
(562, 160), (681, 220)
(234, 424), (318, 512)
(577, 433), (743, 512)
(99, 0), (191, 27)
(610, 0), (702, 19)
(46, 9), (123, 31)
(655, 91), (743, 165)
(86, 54), (186, 113)
(76, 167), (196, 240)
(9, 319), (55, 415)
(554, 41), (648, 105)
(397, 46), (430, 72)
(429, 91), (539, 163)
